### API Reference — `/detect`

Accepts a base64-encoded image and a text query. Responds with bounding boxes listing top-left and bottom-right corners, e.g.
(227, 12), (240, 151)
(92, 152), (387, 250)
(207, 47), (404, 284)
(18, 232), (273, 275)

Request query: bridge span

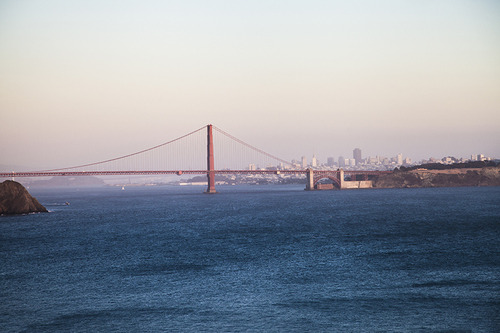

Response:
(0, 169), (391, 192)
(1, 125), (392, 192)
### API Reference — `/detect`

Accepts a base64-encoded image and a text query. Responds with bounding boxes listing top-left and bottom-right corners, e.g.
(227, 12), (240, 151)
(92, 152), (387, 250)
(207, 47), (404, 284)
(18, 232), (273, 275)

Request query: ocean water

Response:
(1, 185), (499, 332)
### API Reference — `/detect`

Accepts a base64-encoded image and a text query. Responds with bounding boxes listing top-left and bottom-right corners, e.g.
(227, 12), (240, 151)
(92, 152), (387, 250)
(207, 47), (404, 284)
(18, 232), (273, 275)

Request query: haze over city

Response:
(1, 0), (499, 170)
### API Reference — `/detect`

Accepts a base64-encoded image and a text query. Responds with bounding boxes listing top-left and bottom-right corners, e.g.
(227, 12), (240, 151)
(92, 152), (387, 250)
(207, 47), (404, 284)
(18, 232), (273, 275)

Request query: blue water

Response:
(1, 185), (499, 332)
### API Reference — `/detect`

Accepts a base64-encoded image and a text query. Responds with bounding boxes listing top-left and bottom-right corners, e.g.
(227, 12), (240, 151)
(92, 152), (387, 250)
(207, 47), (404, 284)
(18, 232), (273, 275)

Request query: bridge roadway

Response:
(0, 170), (391, 178)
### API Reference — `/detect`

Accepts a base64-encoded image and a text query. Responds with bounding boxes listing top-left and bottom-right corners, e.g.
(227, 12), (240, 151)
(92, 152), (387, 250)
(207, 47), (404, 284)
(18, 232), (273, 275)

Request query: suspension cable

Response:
(39, 125), (207, 172)
(213, 125), (293, 167)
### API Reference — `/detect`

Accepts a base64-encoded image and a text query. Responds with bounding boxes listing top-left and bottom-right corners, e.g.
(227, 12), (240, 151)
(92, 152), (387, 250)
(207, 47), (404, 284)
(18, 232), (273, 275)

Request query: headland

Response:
(373, 162), (500, 188)
(0, 180), (48, 215)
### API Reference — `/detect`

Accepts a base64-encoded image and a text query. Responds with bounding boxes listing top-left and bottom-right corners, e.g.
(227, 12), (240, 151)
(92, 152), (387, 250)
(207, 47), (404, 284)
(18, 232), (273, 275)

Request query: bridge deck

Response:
(0, 170), (392, 178)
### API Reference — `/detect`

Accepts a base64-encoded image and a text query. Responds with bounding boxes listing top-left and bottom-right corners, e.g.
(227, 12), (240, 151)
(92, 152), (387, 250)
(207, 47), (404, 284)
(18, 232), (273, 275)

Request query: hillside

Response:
(373, 166), (500, 188)
(0, 180), (48, 215)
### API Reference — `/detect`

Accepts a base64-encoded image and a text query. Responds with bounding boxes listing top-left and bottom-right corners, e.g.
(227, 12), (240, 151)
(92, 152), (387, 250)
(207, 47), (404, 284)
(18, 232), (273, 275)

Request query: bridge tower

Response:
(206, 124), (217, 194)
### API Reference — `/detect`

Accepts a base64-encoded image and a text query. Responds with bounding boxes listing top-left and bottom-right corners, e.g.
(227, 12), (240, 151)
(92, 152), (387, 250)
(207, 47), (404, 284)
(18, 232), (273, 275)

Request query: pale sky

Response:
(1, 0), (499, 169)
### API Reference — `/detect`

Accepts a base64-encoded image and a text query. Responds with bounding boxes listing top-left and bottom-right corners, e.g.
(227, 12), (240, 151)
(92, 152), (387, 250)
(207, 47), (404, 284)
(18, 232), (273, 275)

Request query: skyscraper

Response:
(311, 155), (317, 167)
(353, 148), (362, 165)
(338, 156), (345, 167)
(397, 153), (403, 165)
(301, 156), (307, 168)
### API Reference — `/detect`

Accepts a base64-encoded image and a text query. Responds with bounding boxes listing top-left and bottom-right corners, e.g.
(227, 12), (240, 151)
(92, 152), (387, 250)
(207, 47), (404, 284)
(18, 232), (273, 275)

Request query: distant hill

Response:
(27, 176), (105, 188)
(397, 160), (498, 172)
(374, 165), (500, 188)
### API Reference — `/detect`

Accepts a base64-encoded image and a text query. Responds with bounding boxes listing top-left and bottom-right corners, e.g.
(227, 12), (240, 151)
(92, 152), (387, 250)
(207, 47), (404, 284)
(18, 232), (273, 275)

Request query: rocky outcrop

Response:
(373, 167), (500, 188)
(0, 180), (48, 215)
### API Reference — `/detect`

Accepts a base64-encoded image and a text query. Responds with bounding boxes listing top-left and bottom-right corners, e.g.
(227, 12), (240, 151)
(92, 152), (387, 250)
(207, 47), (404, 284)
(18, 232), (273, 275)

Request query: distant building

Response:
(301, 156), (307, 168)
(249, 163), (256, 170)
(338, 156), (345, 167)
(327, 157), (335, 167)
(353, 148), (362, 165)
(367, 156), (379, 165)
(348, 158), (356, 167)
(311, 155), (317, 167)
(397, 153), (403, 165)
(442, 157), (453, 164)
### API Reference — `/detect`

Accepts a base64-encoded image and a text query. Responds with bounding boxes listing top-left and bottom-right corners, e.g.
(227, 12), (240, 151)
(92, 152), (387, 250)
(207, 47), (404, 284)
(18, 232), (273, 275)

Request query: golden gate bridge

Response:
(0, 125), (390, 192)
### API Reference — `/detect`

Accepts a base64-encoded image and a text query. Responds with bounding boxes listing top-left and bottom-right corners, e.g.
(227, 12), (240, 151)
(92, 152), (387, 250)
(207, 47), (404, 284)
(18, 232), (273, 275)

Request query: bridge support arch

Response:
(306, 169), (345, 190)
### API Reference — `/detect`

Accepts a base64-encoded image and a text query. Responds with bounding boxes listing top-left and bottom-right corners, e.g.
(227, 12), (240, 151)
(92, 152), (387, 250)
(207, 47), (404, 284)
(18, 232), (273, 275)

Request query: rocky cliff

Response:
(373, 167), (500, 188)
(0, 180), (48, 215)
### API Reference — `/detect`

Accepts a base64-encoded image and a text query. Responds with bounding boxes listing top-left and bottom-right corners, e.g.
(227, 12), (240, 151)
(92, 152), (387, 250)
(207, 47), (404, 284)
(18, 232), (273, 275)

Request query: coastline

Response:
(372, 167), (500, 189)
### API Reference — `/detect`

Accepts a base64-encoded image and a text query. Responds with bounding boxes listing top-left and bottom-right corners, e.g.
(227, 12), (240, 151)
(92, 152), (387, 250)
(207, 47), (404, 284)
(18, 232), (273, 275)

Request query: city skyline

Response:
(293, 149), (495, 168)
(1, 1), (499, 169)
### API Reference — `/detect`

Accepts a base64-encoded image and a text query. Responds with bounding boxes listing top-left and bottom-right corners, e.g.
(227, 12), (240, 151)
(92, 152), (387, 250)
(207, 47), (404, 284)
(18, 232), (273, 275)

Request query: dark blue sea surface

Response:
(1, 185), (499, 332)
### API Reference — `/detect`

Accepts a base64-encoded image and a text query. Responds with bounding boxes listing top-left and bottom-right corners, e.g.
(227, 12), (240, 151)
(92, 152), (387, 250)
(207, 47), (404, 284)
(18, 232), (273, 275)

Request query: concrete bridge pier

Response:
(339, 168), (344, 188)
(305, 168), (314, 190)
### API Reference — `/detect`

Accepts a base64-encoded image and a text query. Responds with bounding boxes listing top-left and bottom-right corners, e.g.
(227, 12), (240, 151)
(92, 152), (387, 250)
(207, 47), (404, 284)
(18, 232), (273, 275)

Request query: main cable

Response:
(213, 126), (293, 167)
(38, 125), (207, 172)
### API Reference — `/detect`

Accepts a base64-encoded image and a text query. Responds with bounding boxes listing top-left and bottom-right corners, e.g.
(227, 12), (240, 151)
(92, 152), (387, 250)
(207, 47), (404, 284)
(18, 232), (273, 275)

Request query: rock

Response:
(0, 180), (48, 215)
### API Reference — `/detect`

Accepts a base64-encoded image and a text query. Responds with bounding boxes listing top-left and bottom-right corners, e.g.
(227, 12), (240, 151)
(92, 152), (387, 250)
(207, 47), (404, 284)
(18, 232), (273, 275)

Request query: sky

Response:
(1, 0), (499, 169)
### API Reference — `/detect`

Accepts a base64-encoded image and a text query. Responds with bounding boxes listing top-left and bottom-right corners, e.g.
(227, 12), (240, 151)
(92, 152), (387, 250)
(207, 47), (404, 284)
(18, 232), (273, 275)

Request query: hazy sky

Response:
(1, 0), (499, 169)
